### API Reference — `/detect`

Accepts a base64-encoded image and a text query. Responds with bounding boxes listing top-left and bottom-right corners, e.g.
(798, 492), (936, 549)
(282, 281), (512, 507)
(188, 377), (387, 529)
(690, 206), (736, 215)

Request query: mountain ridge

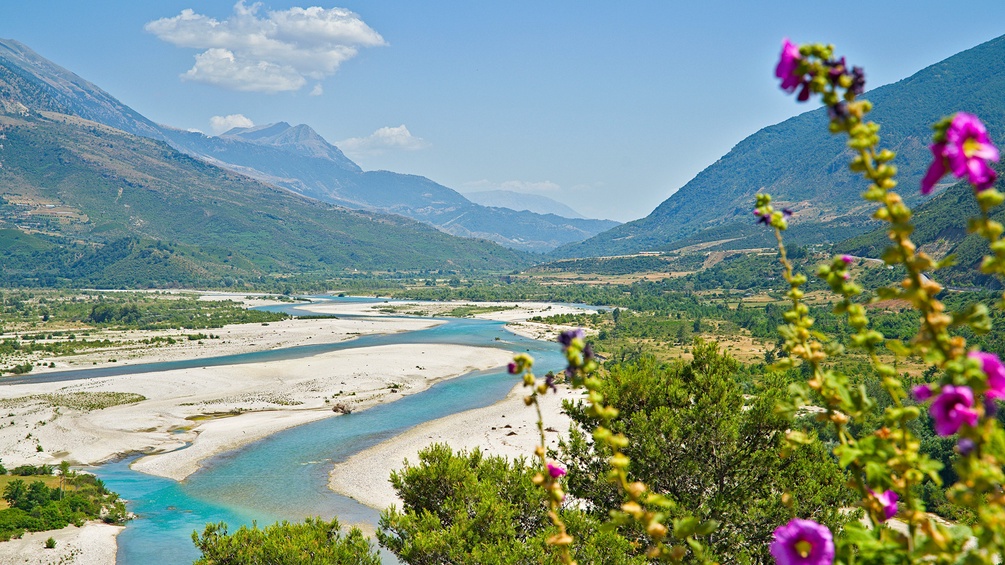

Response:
(553, 34), (1005, 258)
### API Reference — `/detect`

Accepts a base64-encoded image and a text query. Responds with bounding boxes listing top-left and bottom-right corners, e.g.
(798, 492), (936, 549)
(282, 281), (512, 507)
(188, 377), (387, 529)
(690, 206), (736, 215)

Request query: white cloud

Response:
(309, 83), (324, 96)
(209, 113), (255, 134)
(146, 1), (385, 93)
(338, 125), (429, 157)
(187, 48), (306, 92)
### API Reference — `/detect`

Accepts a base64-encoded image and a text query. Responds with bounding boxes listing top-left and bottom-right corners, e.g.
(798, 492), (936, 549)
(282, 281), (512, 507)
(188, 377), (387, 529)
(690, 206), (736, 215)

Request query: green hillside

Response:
(836, 168), (1004, 290)
(0, 112), (527, 287)
(554, 34), (1005, 258)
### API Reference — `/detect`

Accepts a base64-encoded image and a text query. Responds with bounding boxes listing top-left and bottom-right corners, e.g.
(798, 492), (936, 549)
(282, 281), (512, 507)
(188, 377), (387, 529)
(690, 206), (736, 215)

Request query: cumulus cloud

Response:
(146, 1), (385, 93)
(338, 125), (429, 157)
(209, 113), (254, 134)
(309, 83), (324, 96)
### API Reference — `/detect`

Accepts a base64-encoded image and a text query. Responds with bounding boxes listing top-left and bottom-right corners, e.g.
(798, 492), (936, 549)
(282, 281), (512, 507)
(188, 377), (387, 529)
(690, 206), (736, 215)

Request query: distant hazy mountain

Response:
(221, 122), (362, 171)
(464, 190), (586, 219)
(162, 123), (620, 252)
(553, 34), (1005, 258)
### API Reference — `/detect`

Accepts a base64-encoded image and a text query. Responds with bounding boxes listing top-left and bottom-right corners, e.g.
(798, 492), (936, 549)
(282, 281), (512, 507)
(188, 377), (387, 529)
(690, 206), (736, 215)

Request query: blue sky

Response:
(5, 2), (1005, 221)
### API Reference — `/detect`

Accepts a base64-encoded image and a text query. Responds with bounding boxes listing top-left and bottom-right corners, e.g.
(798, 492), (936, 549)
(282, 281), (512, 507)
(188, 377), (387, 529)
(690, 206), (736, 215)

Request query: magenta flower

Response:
(546, 462), (566, 478)
(871, 489), (899, 521)
(969, 351), (1005, 399)
(922, 113), (999, 194)
(912, 384), (933, 402)
(775, 39), (804, 93)
(920, 143), (948, 195)
(930, 385), (979, 436)
(839, 255), (853, 264)
(770, 519), (834, 565)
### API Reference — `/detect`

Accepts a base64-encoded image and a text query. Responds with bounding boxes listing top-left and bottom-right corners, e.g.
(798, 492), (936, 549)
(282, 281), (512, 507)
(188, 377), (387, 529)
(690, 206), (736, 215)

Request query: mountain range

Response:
(0, 38), (616, 255)
(553, 34), (1005, 258)
(160, 123), (618, 253)
(0, 39), (532, 286)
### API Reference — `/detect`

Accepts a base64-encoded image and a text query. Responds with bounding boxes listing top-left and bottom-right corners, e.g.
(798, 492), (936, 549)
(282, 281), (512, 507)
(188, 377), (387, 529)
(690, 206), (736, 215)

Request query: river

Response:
(78, 297), (570, 564)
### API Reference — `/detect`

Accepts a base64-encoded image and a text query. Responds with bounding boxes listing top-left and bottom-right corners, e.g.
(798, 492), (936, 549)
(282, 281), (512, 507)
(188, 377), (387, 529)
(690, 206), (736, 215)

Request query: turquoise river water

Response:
(36, 297), (572, 564)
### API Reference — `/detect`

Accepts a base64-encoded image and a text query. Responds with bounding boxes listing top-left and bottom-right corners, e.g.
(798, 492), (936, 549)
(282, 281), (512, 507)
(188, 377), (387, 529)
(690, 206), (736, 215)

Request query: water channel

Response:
(55, 297), (573, 564)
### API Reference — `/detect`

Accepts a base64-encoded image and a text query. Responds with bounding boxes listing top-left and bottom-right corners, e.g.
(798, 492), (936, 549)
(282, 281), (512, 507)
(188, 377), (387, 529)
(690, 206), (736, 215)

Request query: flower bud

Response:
(646, 521), (668, 539)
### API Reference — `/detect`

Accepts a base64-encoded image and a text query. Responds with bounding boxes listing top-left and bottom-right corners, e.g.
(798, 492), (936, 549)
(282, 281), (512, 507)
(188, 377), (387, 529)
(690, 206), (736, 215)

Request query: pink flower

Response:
(546, 462), (566, 478)
(871, 489), (899, 521)
(946, 113), (999, 189)
(775, 39), (804, 93)
(922, 113), (999, 194)
(770, 519), (834, 565)
(970, 351), (1005, 399)
(839, 255), (854, 264)
(921, 143), (948, 195)
(930, 385), (979, 436)
(912, 385), (933, 402)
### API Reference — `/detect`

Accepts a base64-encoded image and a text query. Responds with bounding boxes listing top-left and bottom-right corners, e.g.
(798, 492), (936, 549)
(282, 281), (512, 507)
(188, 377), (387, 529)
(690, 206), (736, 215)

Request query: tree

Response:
(23, 481), (53, 511)
(58, 461), (70, 500)
(2, 479), (26, 509)
(560, 340), (854, 564)
(192, 517), (379, 565)
(377, 444), (646, 565)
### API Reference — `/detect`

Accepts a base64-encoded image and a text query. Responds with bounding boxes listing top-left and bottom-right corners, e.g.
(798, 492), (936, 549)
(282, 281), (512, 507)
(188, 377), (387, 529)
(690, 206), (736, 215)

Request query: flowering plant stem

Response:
(766, 39), (1005, 564)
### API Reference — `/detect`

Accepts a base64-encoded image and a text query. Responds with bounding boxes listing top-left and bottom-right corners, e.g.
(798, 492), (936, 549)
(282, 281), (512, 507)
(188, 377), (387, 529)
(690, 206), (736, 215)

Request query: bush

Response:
(192, 518), (379, 565)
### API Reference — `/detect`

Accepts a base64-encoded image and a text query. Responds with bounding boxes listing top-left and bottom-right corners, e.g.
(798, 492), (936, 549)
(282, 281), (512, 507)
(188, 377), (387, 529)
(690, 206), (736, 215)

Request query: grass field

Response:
(0, 475), (65, 510)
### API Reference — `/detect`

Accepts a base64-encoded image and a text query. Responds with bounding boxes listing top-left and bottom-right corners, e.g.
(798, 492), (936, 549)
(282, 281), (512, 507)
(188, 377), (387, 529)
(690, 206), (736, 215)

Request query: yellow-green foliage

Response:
(0, 392), (145, 412)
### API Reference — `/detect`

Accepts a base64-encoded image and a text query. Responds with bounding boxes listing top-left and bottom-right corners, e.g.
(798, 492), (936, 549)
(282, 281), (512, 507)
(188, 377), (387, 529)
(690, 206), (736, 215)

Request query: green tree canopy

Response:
(560, 340), (855, 564)
(377, 444), (646, 565)
(192, 517), (379, 565)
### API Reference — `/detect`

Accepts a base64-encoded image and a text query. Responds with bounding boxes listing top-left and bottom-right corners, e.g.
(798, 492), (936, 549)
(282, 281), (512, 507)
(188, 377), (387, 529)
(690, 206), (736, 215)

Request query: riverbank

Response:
(329, 381), (581, 510)
(0, 522), (122, 565)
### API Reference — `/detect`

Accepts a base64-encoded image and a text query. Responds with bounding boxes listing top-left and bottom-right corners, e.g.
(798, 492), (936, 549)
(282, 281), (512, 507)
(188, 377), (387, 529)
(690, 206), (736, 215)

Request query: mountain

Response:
(0, 111), (527, 287)
(0, 39), (167, 142)
(553, 34), (1005, 258)
(463, 190), (586, 219)
(161, 123), (619, 253)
